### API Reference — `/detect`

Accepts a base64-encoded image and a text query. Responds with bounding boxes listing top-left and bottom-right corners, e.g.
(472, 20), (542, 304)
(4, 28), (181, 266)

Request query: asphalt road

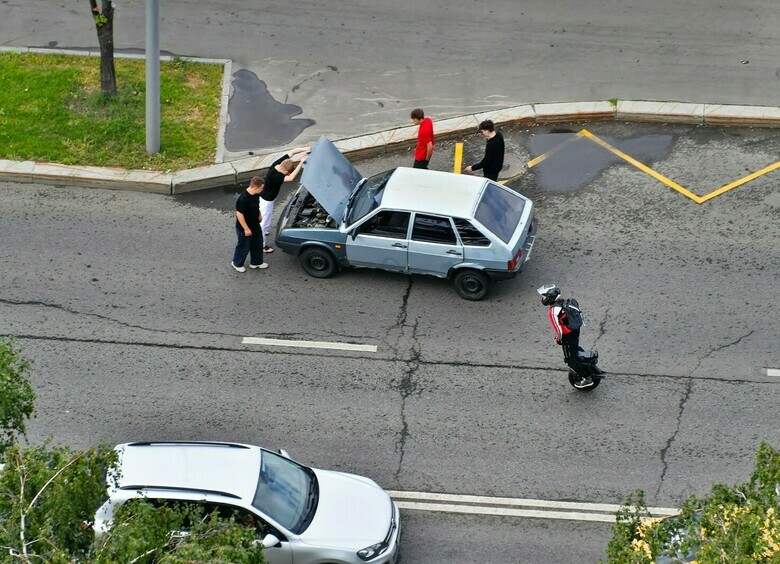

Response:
(2, 1), (780, 155)
(1, 122), (779, 562)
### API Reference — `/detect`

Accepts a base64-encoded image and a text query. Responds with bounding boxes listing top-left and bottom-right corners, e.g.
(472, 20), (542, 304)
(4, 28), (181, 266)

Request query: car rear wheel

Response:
(453, 269), (490, 300)
(300, 247), (337, 278)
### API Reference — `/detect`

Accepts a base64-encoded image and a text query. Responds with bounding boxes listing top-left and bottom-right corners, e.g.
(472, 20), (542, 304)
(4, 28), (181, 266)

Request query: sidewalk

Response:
(2, 48), (780, 194)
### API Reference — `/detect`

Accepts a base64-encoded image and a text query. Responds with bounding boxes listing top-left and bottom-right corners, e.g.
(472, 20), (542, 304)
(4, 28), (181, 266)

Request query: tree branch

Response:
(25, 451), (88, 515)
(129, 547), (159, 563)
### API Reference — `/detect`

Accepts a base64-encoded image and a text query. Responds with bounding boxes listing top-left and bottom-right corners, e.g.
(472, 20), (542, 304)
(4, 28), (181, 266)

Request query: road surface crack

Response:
(689, 329), (755, 375)
(655, 378), (693, 499)
(393, 317), (421, 483)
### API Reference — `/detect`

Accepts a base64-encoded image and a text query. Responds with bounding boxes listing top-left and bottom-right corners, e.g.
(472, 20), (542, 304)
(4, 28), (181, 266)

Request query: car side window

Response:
(357, 210), (411, 239)
(142, 498), (281, 539)
(453, 218), (491, 247)
(411, 214), (457, 244)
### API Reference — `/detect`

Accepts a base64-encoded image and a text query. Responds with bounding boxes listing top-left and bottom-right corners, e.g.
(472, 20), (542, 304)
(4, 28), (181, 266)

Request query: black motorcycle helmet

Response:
(537, 284), (561, 306)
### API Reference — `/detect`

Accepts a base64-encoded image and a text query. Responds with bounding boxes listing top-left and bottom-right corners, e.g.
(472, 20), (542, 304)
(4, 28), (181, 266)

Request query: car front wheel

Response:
(300, 247), (337, 278)
(453, 269), (490, 300)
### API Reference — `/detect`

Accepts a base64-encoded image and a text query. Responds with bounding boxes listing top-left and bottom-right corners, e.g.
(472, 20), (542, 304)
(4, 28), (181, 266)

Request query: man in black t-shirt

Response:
(465, 120), (505, 182)
(260, 145), (310, 253)
(231, 176), (267, 273)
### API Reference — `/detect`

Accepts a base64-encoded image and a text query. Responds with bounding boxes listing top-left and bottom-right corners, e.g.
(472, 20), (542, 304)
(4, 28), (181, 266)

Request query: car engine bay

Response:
(289, 189), (337, 229)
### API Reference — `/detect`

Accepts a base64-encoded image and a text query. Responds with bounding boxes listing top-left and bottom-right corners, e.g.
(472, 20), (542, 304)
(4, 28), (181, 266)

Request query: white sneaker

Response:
(249, 263), (269, 270)
(573, 376), (594, 389)
(231, 262), (246, 273)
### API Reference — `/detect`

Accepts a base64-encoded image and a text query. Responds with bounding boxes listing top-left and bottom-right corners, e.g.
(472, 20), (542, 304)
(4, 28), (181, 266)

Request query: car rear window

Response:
(474, 183), (526, 243)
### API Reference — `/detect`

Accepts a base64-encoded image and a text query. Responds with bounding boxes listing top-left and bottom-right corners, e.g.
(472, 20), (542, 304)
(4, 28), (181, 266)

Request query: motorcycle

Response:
(567, 347), (605, 391)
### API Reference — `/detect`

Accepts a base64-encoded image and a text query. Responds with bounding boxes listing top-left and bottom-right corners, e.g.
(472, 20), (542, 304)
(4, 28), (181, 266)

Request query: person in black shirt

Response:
(260, 146), (310, 253)
(465, 120), (505, 181)
(231, 176), (267, 273)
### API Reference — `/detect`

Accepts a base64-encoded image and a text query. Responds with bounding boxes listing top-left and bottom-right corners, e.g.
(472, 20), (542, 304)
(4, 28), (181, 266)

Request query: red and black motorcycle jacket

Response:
(547, 304), (575, 344)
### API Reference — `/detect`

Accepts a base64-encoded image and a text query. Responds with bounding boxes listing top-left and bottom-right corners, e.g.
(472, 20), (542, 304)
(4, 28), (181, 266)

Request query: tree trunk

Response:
(90, 0), (117, 97)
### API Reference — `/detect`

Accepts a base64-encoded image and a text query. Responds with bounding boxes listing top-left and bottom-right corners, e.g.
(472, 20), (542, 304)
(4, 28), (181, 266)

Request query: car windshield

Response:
(474, 182), (526, 243)
(346, 169), (393, 225)
(252, 450), (319, 534)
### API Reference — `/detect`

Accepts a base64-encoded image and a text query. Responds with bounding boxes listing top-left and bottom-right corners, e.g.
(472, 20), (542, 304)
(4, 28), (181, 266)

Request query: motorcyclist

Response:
(537, 284), (593, 387)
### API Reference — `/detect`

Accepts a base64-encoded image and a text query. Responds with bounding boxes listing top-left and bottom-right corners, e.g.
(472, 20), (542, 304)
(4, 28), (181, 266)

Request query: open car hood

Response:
(299, 136), (364, 223)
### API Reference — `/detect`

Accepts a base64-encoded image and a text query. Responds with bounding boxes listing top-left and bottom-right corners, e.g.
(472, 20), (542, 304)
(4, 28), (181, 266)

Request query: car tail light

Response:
(508, 248), (522, 270)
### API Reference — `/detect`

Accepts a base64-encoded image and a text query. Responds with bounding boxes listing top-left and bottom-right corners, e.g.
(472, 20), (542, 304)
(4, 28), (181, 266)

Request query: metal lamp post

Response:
(145, 0), (160, 154)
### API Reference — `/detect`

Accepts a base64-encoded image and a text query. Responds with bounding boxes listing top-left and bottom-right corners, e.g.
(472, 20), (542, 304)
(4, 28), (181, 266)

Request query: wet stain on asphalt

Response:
(226, 69), (315, 152)
(174, 184), (244, 213)
(529, 131), (674, 192)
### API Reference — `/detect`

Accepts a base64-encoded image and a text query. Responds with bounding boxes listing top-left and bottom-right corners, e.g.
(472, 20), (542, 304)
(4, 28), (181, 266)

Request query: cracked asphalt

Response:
(1, 121), (779, 562)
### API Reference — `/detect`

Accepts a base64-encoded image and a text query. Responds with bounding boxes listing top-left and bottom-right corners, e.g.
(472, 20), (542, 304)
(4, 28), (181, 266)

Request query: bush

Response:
(0, 337), (35, 457)
(606, 442), (780, 562)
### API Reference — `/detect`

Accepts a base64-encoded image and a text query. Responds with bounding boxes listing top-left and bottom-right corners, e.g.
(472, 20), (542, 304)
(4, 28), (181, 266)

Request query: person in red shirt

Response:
(410, 108), (434, 169)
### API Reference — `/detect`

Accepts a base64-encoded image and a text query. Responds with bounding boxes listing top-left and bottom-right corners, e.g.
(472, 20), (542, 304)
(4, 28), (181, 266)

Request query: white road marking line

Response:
(242, 337), (377, 352)
(395, 501), (617, 522)
(388, 490), (678, 522)
(768, 369), (780, 377)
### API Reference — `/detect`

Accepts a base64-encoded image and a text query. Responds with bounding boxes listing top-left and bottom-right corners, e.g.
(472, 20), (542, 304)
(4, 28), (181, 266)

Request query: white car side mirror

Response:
(261, 533), (281, 549)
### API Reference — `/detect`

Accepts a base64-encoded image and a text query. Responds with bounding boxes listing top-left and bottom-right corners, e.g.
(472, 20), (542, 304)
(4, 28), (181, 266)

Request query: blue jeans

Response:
(232, 226), (264, 267)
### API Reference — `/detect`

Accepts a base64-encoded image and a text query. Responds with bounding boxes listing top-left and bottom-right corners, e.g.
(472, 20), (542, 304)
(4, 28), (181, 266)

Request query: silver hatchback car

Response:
(276, 137), (537, 300)
(94, 441), (400, 564)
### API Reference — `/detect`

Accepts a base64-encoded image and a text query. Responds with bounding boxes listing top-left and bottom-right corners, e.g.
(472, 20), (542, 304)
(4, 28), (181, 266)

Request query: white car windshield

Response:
(346, 169), (393, 225)
(252, 450), (319, 534)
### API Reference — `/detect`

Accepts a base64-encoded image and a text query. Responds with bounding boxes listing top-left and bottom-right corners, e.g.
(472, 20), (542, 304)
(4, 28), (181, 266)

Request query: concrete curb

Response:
(214, 59), (233, 165)
(3, 48), (780, 193)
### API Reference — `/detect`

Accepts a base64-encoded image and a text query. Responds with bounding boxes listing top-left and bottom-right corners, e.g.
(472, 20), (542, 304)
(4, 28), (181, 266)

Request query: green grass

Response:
(0, 52), (224, 170)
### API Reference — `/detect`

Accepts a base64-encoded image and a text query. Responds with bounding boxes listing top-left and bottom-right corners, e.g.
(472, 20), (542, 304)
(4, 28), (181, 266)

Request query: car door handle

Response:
(391, 243), (407, 248)
(446, 250), (462, 255)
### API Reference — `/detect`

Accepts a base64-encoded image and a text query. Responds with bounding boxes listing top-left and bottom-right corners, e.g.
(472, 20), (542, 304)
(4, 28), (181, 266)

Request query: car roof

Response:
(380, 168), (487, 218)
(114, 441), (261, 503)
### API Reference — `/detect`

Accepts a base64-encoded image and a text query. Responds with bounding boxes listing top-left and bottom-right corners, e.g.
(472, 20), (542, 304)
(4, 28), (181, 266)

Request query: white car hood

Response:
(300, 468), (392, 550)
(299, 136), (363, 222)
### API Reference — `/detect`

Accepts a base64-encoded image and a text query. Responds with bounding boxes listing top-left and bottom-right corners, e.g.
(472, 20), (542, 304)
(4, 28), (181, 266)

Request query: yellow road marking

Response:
(526, 131), (585, 168)
(579, 129), (702, 202)
(524, 128), (780, 204)
(454, 142), (463, 174)
(697, 160), (780, 203)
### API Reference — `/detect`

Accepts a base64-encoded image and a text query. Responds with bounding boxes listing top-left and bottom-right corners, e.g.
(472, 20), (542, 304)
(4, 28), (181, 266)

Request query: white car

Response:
(95, 441), (400, 564)
(276, 136), (537, 301)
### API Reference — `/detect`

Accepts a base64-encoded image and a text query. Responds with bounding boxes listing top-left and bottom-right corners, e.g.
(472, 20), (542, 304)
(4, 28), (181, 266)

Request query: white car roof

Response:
(380, 168), (486, 218)
(114, 442), (260, 502)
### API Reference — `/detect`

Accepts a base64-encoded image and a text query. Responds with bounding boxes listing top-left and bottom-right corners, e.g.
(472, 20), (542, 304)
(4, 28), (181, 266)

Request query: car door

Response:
(208, 503), (294, 564)
(346, 210), (411, 271)
(249, 515), (294, 564)
(407, 213), (463, 276)
(153, 499), (294, 564)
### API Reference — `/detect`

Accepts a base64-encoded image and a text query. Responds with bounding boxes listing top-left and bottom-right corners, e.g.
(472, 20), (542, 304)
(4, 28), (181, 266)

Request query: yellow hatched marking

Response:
(578, 129), (702, 202)
(525, 128), (780, 204)
(453, 142), (463, 174)
(526, 131), (585, 168)
(697, 160), (780, 203)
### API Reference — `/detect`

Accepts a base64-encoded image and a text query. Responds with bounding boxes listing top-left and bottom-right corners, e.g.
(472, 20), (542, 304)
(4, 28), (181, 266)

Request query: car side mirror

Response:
(261, 533), (281, 549)
(277, 448), (291, 459)
(349, 229), (357, 240)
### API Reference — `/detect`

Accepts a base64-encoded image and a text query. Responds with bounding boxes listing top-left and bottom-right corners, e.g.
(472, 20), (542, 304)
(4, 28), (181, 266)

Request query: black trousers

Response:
(561, 330), (581, 369)
(413, 159), (429, 169)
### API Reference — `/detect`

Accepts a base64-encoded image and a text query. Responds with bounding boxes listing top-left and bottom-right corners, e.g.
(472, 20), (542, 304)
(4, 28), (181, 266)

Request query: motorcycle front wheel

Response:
(568, 369), (601, 391)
